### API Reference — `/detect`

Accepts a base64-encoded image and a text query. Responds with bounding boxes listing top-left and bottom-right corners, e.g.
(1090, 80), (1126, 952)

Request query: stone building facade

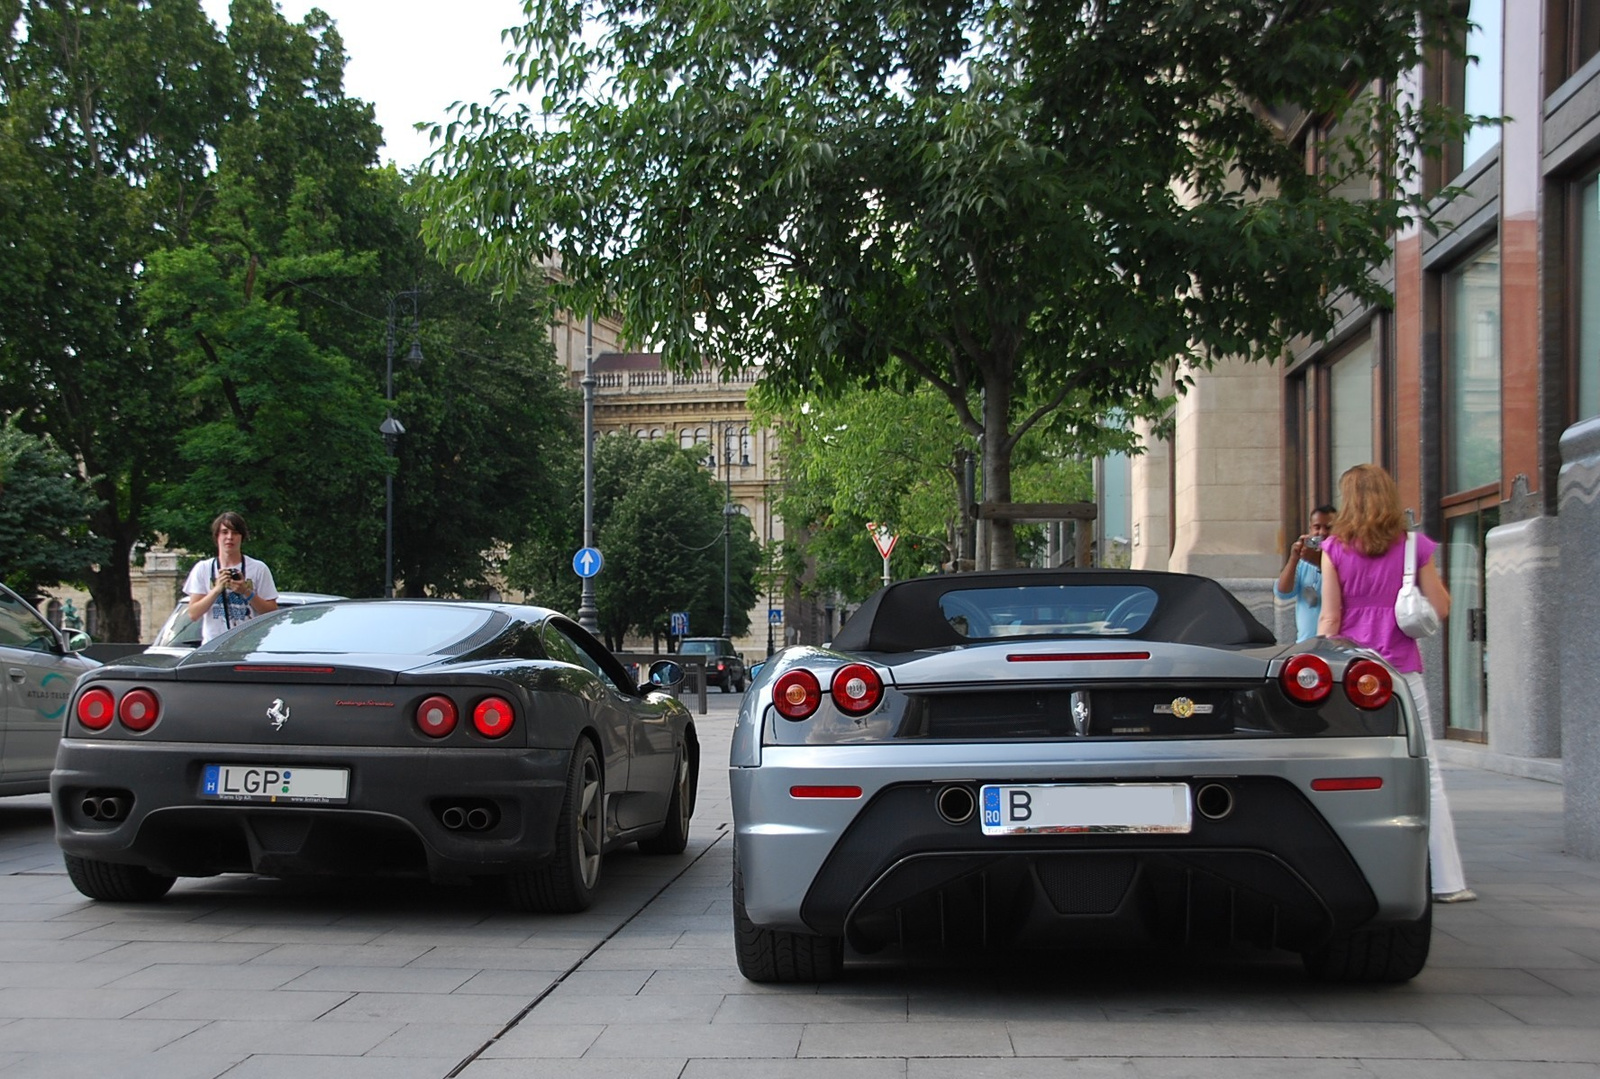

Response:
(1122, 0), (1600, 855)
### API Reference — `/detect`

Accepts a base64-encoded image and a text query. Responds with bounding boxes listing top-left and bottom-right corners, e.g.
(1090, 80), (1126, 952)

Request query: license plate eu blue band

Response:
(201, 764), (349, 805)
(980, 782), (1191, 835)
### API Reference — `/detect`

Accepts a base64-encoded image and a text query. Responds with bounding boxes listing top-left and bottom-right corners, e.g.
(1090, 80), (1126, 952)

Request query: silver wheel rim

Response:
(673, 753), (692, 833)
(577, 754), (602, 889)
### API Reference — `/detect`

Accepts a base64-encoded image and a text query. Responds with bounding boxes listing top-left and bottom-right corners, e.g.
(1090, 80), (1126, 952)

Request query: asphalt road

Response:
(1, 689), (1598, 1078)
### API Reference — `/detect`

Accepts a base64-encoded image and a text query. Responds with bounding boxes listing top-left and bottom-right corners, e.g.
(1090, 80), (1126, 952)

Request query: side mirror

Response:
(65, 630), (92, 653)
(748, 660), (765, 680)
(646, 659), (685, 690)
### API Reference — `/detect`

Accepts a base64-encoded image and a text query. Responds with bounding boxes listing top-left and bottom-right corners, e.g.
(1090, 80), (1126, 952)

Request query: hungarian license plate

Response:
(980, 782), (1191, 835)
(201, 764), (349, 805)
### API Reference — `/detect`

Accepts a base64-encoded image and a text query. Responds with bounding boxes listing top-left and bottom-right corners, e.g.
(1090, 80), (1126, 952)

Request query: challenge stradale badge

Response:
(1169, 696), (1196, 719)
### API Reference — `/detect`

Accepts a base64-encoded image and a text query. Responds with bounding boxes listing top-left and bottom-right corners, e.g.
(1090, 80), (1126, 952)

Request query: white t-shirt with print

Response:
(182, 556), (280, 644)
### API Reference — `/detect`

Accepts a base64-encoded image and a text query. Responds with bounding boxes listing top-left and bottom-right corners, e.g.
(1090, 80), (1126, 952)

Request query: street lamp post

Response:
(721, 423), (734, 638)
(577, 315), (599, 633)
(382, 289), (423, 598)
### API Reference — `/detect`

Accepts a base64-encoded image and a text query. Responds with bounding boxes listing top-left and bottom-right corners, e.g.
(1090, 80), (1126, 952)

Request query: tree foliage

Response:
(0, 417), (108, 601)
(507, 434), (760, 651)
(417, 0), (1470, 568)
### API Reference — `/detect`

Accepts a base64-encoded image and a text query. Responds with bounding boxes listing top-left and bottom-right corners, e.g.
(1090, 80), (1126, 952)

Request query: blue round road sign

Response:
(572, 547), (603, 578)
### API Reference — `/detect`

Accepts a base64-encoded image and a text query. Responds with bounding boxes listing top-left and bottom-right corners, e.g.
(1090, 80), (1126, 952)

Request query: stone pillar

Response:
(1486, 516), (1562, 760)
(1559, 417), (1600, 859)
(136, 547), (186, 644)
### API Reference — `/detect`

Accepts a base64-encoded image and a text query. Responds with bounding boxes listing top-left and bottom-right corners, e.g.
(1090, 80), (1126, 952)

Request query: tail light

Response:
(830, 663), (883, 715)
(1343, 659), (1394, 710)
(117, 688), (161, 731)
(76, 687), (115, 731)
(416, 695), (459, 737)
(1281, 653), (1333, 704)
(472, 696), (515, 738)
(773, 670), (822, 720)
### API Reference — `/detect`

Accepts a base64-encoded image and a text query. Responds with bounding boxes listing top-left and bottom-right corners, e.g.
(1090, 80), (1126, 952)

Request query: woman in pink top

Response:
(1318, 464), (1472, 903)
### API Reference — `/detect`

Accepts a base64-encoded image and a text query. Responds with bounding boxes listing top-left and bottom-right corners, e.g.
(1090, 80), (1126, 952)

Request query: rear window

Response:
(939, 585), (1157, 639)
(204, 602), (492, 657)
(679, 640), (719, 655)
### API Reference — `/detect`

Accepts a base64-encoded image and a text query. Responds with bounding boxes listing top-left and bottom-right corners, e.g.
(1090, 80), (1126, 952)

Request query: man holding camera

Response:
(183, 511), (279, 644)
(1274, 504), (1335, 642)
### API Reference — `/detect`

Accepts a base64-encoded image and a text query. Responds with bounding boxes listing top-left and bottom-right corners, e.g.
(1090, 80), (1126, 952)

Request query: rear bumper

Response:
(732, 739), (1429, 950)
(53, 739), (572, 880)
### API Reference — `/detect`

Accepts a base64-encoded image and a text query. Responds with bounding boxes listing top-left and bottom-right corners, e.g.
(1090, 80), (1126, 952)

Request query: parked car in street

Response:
(54, 599), (698, 911)
(731, 569), (1432, 984)
(679, 636), (747, 692)
(0, 583), (97, 796)
(146, 591), (344, 656)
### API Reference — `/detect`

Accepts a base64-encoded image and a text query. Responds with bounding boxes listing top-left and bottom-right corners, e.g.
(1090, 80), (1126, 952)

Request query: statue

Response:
(61, 600), (82, 630)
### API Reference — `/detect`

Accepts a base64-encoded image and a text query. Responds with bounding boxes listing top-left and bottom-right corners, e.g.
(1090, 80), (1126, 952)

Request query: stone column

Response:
(1486, 516), (1562, 761)
(1559, 417), (1600, 859)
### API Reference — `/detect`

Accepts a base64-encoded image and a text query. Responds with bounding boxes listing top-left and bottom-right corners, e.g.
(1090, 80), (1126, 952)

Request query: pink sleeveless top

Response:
(1322, 533), (1436, 674)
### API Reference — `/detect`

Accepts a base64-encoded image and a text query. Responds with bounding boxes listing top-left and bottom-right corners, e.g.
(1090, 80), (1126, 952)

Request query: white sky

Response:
(198, 0), (534, 171)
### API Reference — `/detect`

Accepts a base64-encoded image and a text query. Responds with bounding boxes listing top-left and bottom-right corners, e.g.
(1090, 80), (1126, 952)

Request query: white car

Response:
(0, 583), (97, 796)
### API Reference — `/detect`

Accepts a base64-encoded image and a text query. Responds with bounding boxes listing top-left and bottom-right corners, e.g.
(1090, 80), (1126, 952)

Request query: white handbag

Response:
(1394, 532), (1441, 639)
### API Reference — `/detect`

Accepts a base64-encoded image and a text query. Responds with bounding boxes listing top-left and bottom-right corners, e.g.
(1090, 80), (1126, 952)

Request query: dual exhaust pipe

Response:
(438, 801), (499, 832)
(931, 781), (1236, 826)
(81, 794), (128, 822)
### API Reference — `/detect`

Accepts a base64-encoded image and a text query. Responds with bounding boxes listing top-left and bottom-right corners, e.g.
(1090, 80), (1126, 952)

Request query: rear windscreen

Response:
(203, 603), (491, 657)
(939, 585), (1158, 638)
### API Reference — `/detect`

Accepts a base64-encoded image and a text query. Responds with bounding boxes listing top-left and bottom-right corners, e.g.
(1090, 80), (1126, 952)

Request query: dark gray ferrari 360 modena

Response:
(53, 600), (698, 912)
(731, 570), (1432, 984)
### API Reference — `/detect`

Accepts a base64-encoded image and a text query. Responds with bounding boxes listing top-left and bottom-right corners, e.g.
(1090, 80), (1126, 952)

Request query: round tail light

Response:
(1344, 659), (1394, 710)
(472, 696), (515, 738)
(1281, 653), (1334, 704)
(416, 695), (459, 737)
(772, 670), (822, 720)
(830, 663), (883, 716)
(76, 687), (115, 731)
(117, 688), (161, 731)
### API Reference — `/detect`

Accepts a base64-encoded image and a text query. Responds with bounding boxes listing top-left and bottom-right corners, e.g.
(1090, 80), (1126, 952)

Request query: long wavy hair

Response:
(1332, 464), (1406, 557)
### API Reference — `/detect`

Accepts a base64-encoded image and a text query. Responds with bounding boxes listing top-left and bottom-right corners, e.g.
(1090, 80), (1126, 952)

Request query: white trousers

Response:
(1401, 671), (1468, 895)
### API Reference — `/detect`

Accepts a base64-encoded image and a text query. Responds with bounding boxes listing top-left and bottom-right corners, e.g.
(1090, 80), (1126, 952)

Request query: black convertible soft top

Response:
(830, 570), (1275, 653)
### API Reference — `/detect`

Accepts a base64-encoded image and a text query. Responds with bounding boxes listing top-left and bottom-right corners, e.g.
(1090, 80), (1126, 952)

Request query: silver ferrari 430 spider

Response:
(730, 570), (1431, 983)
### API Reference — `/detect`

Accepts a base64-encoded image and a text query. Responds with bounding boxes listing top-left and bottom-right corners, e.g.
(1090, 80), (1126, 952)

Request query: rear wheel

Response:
(732, 848), (843, 983)
(63, 853), (175, 903)
(1301, 897), (1432, 983)
(507, 740), (604, 913)
(638, 743), (694, 855)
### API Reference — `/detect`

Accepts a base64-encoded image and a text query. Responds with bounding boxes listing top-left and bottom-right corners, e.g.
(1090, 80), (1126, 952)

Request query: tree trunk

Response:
(86, 544), (139, 643)
(981, 377), (1019, 568)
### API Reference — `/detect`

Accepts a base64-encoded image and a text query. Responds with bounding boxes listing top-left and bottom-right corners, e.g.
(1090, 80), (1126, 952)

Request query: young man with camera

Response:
(1274, 505), (1335, 643)
(183, 511), (279, 644)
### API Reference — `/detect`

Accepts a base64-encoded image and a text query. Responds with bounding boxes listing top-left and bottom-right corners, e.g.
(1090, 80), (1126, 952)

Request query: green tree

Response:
(416, 0), (1470, 568)
(509, 435), (760, 651)
(0, 418), (107, 601)
(0, 0), (231, 639)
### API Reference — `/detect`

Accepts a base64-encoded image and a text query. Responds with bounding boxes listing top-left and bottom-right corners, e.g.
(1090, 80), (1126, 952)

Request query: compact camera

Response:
(222, 566), (242, 582)
(1303, 535), (1323, 551)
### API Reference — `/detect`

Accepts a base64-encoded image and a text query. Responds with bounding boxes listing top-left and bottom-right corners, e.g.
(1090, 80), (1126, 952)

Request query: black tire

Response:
(720, 675), (732, 693)
(638, 743), (694, 855)
(506, 740), (604, 913)
(1301, 896), (1432, 983)
(63, 853), (175, 903)
(733, 847), (843, 983)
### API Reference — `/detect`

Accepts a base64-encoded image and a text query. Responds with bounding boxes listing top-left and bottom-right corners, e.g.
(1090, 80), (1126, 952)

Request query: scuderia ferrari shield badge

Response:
(1154, 696), (1212, 718)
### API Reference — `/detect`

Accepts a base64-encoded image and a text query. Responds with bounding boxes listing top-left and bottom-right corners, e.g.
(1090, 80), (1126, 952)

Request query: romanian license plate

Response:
(980, 783), (1191, 835)
(200, 764), (349, 805)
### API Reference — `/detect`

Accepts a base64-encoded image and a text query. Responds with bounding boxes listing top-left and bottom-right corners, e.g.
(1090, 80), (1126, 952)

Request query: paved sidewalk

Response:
(0, 693), (1596, 1077)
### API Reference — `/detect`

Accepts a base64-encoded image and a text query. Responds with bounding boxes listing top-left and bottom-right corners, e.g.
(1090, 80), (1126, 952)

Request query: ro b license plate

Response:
(201, 764), (349, 805)
(980, 782), (1191, 835)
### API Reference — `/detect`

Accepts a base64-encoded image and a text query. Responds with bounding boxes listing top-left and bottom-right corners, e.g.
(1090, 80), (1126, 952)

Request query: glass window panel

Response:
(1580, 175), (1600, 419)
(1463, 0), (1503, 169)
(1446, 243), (1501, 493)
(1329, 338), (1374, 484)
(1444, 510), (1495, 735)
(1578, 0), (1600, 71)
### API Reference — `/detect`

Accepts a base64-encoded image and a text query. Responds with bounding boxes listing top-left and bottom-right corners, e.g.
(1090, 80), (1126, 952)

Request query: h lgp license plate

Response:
(980, 782), (1191, 835)
(201, 764), (349, 805)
